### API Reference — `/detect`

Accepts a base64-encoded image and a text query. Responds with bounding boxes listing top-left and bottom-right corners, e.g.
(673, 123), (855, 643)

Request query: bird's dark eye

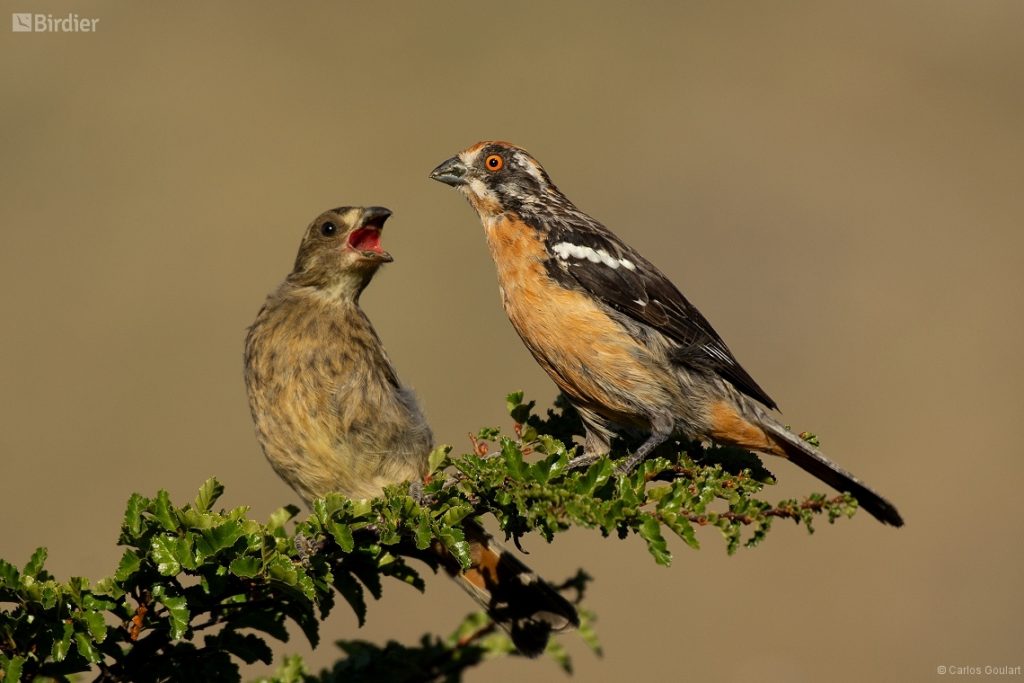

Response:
(485, 154), (504, 172)
(321, 222), (337, 236)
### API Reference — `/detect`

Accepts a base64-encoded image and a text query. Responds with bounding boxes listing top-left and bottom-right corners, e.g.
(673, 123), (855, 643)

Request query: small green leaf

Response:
(39, 582), (59, 609)
(350, 498), (372, 518)
(114, 549), (141, 581)
(311, 498), (329, 525)
(82, 610), (108, 642)
(536, 435), (565, 457)
(122, 493), (147, 538)
(150, 535), (182, 575)
(618, 477), (642, 506)
(428, 445), (452, 473)
(500, 438), (528, 479)
(74, 631), (101, 664)
(2, 654), (26, 681)
(83, 593), (116, 612)
(267, 555), (298, 587)
(228, 505), (253, 524)
(529, 456), (551, 483)
(0, 559), (19, 588)
(438, 531), (471, 569)
(51, 621), (74, 661)
(320, 493), (351, 518)
(294, 567), (317, 601)
(578, 457), (613, 492)
(177, 534), (199, 570)
(507, 391), (535, 425)
(193, 477), (224, 512)
(153, 490), (178, 531)
(196, 521), (244, 557)
(414, 515), (432, 550)
(67, 576), (90, 605)
(638, 515), (671, 566)
(328, 521), (354, 553)
(23, 546), (47, 578)
(157, 594), (190, 639)
(438, 503), (473, 528)
(476, 426), (501, 441)
(177, 508), (217, 531)
(94, 577), (125, 599)
(229, 556), (261, 578)
(267, 505), (300, 534)
(661, 512), (699, 550)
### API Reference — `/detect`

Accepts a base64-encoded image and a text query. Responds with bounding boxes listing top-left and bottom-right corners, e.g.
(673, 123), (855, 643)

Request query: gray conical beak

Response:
(429, 157), (468, 186)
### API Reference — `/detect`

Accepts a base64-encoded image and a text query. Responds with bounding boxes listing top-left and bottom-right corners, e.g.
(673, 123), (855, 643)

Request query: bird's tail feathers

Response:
(438, 521), (579, 657)
(761, 421), (904, 527)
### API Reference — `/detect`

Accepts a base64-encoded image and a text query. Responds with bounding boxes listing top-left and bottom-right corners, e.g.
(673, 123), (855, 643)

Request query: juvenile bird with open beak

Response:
(243, 206), (578, 655)
(244, 206), (431, 501)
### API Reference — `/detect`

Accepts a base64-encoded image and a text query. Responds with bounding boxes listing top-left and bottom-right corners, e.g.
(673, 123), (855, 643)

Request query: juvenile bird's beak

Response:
(359, 206), (392, 227)
(429, 157), (468, 186)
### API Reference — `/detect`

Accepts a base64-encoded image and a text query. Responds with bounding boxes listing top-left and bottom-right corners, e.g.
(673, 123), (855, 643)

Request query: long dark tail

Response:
(435, 521), (579, 656)
(762, 421), (904, 527)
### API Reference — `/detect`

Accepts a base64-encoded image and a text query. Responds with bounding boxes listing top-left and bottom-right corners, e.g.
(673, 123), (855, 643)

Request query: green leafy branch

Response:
(0, 392), (858, 682)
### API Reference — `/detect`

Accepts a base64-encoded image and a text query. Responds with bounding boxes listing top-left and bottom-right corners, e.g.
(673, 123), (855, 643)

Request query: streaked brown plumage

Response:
(431, 142), (904, 527)
(245, 206), (430, 502)
(243, 206), (577, 654)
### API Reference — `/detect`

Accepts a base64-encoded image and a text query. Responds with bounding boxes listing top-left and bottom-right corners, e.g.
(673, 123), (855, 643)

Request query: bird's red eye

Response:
(485, 154), (504, 172)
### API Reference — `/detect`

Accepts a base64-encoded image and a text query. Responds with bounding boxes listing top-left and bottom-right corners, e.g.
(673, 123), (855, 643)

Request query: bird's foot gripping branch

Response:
(0, 392), (859, 682)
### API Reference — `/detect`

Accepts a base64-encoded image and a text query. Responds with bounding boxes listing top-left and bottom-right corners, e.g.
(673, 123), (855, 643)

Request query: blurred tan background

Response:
(2, 1), (1022, 680)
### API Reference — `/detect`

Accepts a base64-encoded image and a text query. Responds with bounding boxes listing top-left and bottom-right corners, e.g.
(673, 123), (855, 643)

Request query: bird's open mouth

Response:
(348, 226), (384, 254)
(348, 207), (393, 262)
